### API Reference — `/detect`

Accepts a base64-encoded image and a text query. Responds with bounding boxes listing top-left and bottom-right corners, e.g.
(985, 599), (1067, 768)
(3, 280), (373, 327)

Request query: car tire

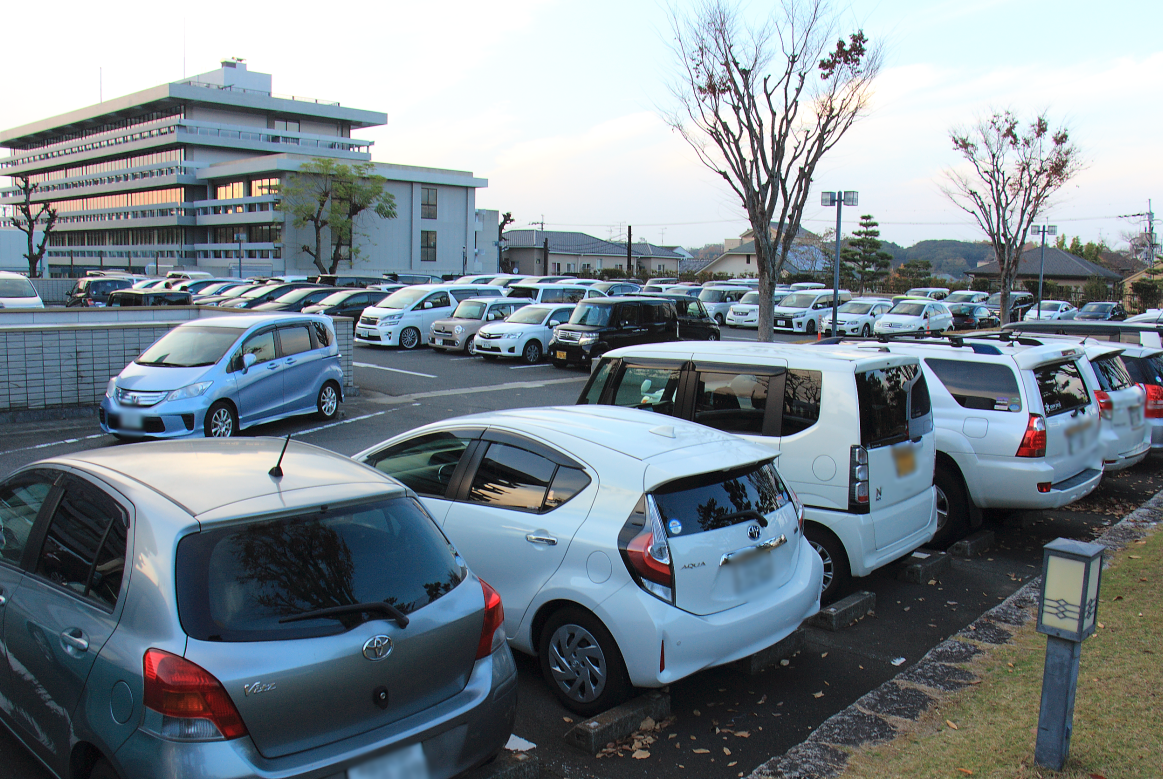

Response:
(90, 758), (121, 779)
(522, 340), (543, 364)
(715, 313), (725, 325)
(399, 327), (421, 350)
(204, 401), (237, 438)
(932, 466), (970, 547)
(316, 381), (340, 421)
(806, 319), (817, 336)
(551, 359), (568, 369)
(707, 331), (719, 341)
(463, 334), (476, 354)
(539, 607), (630, 716)
(861, 324), (871, 337)
(804, 524), (850, 604)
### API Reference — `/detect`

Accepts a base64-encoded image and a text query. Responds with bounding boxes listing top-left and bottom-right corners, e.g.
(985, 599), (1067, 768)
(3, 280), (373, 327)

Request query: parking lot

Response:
(3, 328), (1159, 779)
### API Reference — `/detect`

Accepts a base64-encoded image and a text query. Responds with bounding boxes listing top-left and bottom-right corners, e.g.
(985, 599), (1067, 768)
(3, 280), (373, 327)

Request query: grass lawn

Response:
(841, 528), (1162, 778)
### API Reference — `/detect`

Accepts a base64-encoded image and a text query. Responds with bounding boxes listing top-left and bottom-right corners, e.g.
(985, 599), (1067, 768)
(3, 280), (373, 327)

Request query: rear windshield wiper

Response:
(278, 601), (409, 629)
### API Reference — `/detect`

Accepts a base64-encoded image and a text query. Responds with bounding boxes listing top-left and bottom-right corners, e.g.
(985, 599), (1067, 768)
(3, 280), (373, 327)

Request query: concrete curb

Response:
(746, 490), (1163, 779)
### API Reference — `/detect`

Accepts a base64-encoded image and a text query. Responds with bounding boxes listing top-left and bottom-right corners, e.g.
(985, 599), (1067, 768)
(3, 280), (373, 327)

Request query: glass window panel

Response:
(468, 443), (555, 512)
(365, 433), (473, 498)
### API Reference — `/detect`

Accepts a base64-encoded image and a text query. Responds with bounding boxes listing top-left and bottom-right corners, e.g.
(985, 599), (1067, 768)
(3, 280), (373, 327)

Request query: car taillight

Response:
(618, 496), (674, 604)
(788, 485), (805, 531)
(1015, 414), (1047, 458)
(476, 579), (506, 660)
(1094, 390), (1113, 420)
(142, 649), (247, 740)
(849, 445), (869, 510)
(1140, 384), (1163, 419)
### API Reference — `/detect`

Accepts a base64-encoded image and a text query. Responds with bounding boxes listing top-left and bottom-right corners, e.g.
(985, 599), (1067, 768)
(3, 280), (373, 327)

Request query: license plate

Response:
(731, 552), (774, 593)
(357, 329), (371, 337)
(778, 319), (789, 327)
(348, 743), (428, 779)
(555, 350), (567, 360)
(442, 339), (456, 347)
(120, 410), (143, 429)
(892, 444), (917, 477)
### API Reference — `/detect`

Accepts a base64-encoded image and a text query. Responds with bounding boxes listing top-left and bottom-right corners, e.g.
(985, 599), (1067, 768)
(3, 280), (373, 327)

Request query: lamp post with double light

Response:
(821, 191), (858, 336)
(1034, 537), (1104, 771)
(1029, 224), (1057, 320)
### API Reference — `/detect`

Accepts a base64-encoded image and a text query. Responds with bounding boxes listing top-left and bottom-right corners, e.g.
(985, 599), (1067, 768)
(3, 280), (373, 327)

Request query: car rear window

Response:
(924, 359), (1022, 412)
(651, 460), (790, 538)
(1090, 355), (1133, 391)
(1122, 355), (1163, 385)
(175, 497), (464, 642)
(855, 364), (920, 448)
(1034, 361), (1090, 416)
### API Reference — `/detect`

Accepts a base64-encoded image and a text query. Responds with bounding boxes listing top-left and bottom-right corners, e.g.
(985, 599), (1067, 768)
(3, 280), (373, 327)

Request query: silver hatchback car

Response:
(100, 314), (344, 439)
(0, 439), (516, 779)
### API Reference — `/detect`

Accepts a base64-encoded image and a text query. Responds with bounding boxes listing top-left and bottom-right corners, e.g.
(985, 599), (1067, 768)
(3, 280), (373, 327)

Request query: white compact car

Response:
(943, 291), (989, 305)
(1118, 344), (1163, 453)
(725, 290), (794, 328)
(905, 287), (950, 300)
(355, 406), (822, 715)
(698, 285), (752, 324)
(874, 300), (954, 336)
(1023, 301), (1077, 321)
(0, 271), (45, 308)
(824, 299), (892, 337)
(473, 303), (576, 363)
(771, 290), (853, 335)
(356, 284), (502, 348)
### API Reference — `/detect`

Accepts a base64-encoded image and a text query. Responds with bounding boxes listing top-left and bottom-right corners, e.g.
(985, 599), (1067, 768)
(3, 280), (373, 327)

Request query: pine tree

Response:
(840, 214), (894, 294)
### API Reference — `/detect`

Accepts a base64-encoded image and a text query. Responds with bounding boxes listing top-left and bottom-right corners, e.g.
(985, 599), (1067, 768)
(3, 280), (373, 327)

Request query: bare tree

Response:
(665, 0), (881, 339)
(943, 111), (1082, 323)
(9, 175), (58, 278)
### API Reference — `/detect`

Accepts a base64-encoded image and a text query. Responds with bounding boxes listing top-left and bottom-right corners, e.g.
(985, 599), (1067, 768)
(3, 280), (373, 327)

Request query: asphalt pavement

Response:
(2, 327), (1157, 779)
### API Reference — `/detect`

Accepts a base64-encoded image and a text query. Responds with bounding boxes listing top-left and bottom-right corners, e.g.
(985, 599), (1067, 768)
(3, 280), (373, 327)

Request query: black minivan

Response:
(65, 276), (136, 307)
(548, 296), (717, 368)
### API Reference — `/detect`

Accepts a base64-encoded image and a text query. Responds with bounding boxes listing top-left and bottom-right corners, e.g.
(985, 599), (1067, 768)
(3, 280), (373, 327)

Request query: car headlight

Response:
(502, 332), (520, 340)
(167, 381), (213, 402)
(381, 314), (401, 323)
(105, 378), (118, 398)
(454, 325), (464, 335)
(578, 333), (598, 344)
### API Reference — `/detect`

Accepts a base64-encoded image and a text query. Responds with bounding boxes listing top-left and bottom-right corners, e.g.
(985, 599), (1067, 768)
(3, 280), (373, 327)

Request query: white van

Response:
(772, 289), (853, 335)
(0, 271), (45, 309)
(505, 282), (606, 304)
(355, 284), (502, 349)
(577, 341), (938, 602)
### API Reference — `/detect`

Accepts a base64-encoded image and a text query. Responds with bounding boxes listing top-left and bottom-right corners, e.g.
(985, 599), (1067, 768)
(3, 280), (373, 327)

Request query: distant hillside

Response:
(873, 239), (993, 279)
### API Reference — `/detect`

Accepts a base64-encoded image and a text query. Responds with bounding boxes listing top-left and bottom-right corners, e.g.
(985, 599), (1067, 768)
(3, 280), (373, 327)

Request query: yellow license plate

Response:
(892, 445), (917, 477)
(555, 351), (567, 360)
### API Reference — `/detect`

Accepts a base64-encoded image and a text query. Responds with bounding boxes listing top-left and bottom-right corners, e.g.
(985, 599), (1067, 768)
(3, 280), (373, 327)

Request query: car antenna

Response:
(269, 435), (292, 477)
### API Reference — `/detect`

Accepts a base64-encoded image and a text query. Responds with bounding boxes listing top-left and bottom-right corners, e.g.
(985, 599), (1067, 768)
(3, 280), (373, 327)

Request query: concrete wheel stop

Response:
(896, 548), (951, 583)
(810, 591), (875, 631)
(563, 690), (671, 755)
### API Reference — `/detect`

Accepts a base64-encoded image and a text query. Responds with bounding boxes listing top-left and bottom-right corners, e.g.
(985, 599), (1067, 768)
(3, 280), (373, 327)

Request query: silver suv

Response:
(0, 440), (516, 779)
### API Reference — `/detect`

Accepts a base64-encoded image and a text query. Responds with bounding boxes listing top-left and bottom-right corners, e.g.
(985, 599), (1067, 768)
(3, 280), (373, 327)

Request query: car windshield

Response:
(839, 302), (873, 314)
(1080, 302), (1113, 312)
(218, 284), (256, 299)
(136, 326), (241, 367)
(452, 301), (487, 319)
(315, 290), (358, 306)
(889, 302), (927, 316)
(274, 287), (326, 303)
(570, 302), (612, 326)
(946, 292), (979, 303)
(240, 284), (282, 299)
(377, 287), (428, 310)
(738, 292), (760, 305)
(778, 293), (818, 309)
(0, 277), (37, 297)
(508, 306), (551, 324)
(196, 282), (236, 296)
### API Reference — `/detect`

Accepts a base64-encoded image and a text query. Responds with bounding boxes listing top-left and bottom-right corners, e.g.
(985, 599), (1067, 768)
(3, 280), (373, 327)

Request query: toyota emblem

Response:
(747, 525), (762, 541)
(362, 635), (394, 661)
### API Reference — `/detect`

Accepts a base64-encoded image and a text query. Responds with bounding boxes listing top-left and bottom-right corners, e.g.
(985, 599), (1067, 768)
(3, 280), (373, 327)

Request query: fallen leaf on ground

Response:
(812, 691), (824, 698)
(723, 747), (732, 756)
(957, 770), (973, 775)
(820, 652), (828, 658)
(728, 761), (738, 766)
(946, 720), (959, 729)
(632, 750), (650, 759)
(562, 717), (573, 723)
(1129, 555), (1142, 559)
(734, 731), (750, 738)
(640, 717), (656, 731)
(757, 695), (767, 705)
(693, 748), (710, 754)
(692, 709), (701, 716)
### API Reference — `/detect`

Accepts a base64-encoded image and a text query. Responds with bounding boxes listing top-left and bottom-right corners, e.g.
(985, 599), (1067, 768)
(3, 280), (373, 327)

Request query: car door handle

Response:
(60, 628), (89, 653)
(525, 534), (558, 546)
(285, 358), (296, 365)
(266, 363), (279, 370)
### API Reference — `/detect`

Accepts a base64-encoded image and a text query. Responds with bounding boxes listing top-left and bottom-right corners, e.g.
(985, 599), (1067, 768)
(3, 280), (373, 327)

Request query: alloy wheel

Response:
(547, 623), (607, 704)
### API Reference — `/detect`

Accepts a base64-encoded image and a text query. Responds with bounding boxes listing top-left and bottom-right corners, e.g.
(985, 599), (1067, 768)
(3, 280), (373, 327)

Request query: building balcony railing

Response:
(176, 79), (341, 106)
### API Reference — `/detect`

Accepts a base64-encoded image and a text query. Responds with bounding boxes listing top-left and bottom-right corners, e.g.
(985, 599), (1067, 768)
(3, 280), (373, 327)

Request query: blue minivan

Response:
(100, 314), (343, 438)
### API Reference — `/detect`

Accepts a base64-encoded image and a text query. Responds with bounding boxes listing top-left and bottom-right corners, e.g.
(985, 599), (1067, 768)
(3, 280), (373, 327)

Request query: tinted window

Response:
(610, 365), (683, 412)
(855, 364), (919, 448)
(241, 330), (277, 364)
(468, 443), (556, 512)
(911, 373), (932, 419)
(35, 478), (128, 610)
(619, 304), (641, 326)
(175, 498), (464, 641)
(541, 289), (565, 303)
(1090, 355), (1133, 391)
(312, 322), (331, 347)
(782, 369), (822, 436)
(424, 291), (450, 308)
(1035, 361), (1090, 416)
(1123, 355), (1163, 385)
(366, 433), (473, 497)
(925, 359), (1022, 412)
(652, 461), (789, 537)
(279, 325), (313, 356)
(0, 470), (56, 566)
(548, 308), (572, 326)
(545, 467), (591, 510)
(693, 372), (769, 434)
(580, 359), (616, 405)
(507, 287), (537, 300)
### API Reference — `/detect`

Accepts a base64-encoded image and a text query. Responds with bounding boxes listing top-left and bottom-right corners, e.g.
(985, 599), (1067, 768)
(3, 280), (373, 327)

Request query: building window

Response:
(215, 181), (246, 200)
(552, 262), (561, 273)
(421, 187), (437, 219)
(273, 119), (299, 133)
(421, 231), (437, 262)
(251, 178), (280, 197)
(581, 263), (592, 271)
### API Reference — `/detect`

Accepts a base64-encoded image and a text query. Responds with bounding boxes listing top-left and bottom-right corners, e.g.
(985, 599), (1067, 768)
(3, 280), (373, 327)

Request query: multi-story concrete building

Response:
(0, 60), (496, 278)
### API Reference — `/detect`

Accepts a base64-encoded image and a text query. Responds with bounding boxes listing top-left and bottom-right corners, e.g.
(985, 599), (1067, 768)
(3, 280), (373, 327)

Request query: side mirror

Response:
(242, 352), (257, 373)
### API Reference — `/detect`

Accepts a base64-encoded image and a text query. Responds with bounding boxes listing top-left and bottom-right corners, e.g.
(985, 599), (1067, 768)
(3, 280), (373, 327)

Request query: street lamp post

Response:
(1029, 224), (1057, 320)
(235, 232), (246, 279)
(821, 191), (858, 336)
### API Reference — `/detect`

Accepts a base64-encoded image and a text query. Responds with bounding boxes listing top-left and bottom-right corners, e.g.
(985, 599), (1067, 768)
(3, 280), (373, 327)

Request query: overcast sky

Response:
(2, 0), (1159, 251)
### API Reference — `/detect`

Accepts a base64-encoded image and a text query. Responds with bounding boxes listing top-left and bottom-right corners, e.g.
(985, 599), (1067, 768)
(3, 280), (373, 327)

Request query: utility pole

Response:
(626, 225), (633, 275)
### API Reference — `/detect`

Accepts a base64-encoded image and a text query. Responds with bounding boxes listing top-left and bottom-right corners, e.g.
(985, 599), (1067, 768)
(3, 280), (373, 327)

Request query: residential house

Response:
(966, 246), (1122, 293)
(501, 230), (682, 276)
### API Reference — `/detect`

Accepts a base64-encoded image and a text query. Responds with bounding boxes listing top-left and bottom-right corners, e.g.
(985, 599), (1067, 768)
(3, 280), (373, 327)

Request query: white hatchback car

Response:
(875, 300), (954, 336)
(355, 406), (822, 714)
(697, 285), (752, 324)
(0, 271), (45, 308)
(725, 290), (793, 328)
(473, 303), (576, 363)
(1023, 301), (1077, 321)
(824, 298), (892, 337)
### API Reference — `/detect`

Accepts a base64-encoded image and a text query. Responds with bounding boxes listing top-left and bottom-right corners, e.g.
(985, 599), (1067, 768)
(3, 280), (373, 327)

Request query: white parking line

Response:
(509, 363), (552, 370)
(354, 362), (437, 379)
(0, 433), (109, 457)
(449, 357), (476, 361)
(292, 408), (398, 437)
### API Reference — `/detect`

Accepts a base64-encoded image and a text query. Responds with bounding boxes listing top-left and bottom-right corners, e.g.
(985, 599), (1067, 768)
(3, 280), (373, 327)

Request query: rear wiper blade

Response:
(716, 509), (768, 528)
(278, 601), (409, 628)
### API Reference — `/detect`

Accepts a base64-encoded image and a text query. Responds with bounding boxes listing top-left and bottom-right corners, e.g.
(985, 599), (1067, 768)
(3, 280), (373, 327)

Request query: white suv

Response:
(698, 285), (752, 324)
(772, 290), (853, 335)
(355, 406), (822, 714)
(850, 337), (1104, 541)
(577, 341), (939, 602)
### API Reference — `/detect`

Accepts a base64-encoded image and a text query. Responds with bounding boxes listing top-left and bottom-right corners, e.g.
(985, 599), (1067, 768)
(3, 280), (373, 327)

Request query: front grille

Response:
(555, 330), (582, 343)
(432, 326), (452, 335)
(144, 418), (166, 434)
(360, 315), (378, 325)
(360, 333), (381, 341)
(478, 331), (501, 340)
(116, 388), (167, 407)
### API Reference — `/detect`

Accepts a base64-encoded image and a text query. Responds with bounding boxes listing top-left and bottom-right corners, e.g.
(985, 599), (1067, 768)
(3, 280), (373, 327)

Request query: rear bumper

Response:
(111, 647), (517, 779)
(596, 534), (822, 688)
(963, 453), (1103, 509)
(1103, 436), (1151, 471)
(809, 487), (938, 579)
